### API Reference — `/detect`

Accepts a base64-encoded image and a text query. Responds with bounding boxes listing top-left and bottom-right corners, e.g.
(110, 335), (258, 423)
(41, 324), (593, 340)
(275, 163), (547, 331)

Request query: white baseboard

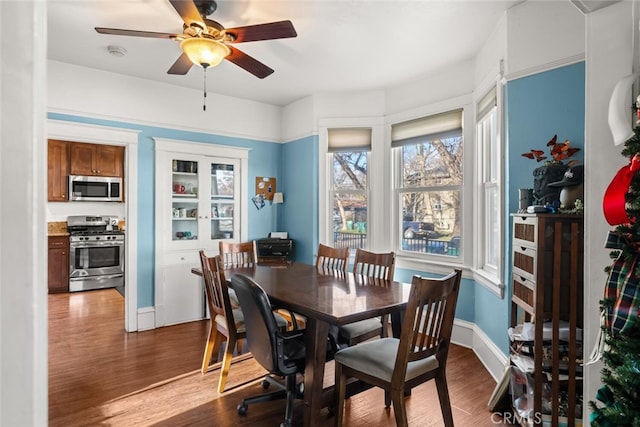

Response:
(137, 306), (156, 331)
(452, 319), (509, 383)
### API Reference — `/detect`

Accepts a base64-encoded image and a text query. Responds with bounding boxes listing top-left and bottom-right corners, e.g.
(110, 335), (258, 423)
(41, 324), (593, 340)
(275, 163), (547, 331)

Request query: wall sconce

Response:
(273, 192), (284, 204)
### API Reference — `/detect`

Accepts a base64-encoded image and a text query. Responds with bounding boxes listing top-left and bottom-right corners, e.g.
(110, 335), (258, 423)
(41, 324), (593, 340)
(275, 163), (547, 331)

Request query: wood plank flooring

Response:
(49, 288), (511, 426)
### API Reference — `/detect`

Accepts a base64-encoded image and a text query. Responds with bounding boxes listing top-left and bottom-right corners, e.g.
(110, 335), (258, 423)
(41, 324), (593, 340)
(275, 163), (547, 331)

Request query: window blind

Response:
(327, 128), (372, 152)
(476, 86), (497, 120)
(391, 109), (463, 147)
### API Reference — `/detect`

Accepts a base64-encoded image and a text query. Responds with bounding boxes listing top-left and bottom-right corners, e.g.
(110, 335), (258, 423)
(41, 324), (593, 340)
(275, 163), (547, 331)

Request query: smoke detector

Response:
(107, 45), (127, 58)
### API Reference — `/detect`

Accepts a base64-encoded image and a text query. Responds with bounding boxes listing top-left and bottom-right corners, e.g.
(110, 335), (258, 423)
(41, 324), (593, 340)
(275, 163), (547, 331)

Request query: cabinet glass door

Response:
(171, 159), (199, 241)
(210, 163), (236, 240)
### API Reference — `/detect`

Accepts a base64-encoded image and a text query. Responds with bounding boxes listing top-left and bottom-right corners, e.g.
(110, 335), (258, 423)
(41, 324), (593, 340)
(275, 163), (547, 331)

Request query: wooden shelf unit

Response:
(510, 213), (584, 426)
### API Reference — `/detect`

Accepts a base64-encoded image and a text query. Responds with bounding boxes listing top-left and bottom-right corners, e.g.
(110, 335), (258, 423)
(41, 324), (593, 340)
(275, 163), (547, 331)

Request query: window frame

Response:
(472, 76), (505, 297)
(318, 118), (387, 259)
(391, 108), (466, 267)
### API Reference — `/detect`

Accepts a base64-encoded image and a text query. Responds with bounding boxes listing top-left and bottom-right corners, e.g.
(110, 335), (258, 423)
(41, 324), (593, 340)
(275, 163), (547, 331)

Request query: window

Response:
(476, 86), (502, 285)
(328, 128), (370, 251)
(392, 109), (463, 257)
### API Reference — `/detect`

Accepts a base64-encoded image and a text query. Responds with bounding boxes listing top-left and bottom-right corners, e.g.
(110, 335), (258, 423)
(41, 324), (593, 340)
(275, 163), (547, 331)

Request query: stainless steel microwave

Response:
(68, 175), (123, 202)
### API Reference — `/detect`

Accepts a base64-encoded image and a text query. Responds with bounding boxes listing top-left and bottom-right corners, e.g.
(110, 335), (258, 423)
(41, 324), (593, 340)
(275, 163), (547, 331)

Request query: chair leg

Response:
(201, 326), (223, 374)
(435, 371), (454, 427)
(236, 338), (243, 355)
(217, 335), (236, 393)
(334, 363), (346, 426)
(391, 388), (408, 427)
(283, 374), (297, 427)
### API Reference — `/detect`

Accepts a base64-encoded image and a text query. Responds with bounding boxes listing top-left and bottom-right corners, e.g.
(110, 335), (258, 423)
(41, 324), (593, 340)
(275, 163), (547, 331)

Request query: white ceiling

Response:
(48, 0), (523, 107)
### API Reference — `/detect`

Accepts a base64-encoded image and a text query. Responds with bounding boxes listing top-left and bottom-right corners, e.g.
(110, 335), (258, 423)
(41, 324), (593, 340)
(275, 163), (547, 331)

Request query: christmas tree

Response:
(590, 125), (640, 426)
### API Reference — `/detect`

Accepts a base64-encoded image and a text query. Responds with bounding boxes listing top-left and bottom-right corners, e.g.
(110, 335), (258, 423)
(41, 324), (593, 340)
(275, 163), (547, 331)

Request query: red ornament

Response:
(603, 154), (640, 225)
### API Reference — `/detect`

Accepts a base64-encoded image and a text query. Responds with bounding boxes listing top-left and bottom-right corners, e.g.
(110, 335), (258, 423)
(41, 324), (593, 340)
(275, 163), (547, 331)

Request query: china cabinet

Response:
(154, 138), (248, 326)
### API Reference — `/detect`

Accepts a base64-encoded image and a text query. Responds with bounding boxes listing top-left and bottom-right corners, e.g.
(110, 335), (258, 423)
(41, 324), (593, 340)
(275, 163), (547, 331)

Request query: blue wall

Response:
(48, 113), (282, 308)
(505, 62), (586, 214)
(281, 135), (319, 265)
(492, 62), (586, 353)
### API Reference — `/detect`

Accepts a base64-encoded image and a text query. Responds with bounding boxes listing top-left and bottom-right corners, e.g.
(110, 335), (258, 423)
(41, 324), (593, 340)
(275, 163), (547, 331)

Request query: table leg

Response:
(391, 309), (404, 338)
(303, 317), (329, 427)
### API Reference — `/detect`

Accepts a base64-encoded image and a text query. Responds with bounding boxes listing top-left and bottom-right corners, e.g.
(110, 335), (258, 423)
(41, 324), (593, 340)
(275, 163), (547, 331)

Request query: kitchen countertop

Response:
(48, 222), (69, 236)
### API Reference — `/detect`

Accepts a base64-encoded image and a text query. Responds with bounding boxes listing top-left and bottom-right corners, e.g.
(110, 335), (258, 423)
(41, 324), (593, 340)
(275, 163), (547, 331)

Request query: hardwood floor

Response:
(49, 288), (511, 426)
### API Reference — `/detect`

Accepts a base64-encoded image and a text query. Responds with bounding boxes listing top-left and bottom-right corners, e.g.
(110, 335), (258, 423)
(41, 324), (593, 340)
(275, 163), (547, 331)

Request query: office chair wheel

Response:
(237, 402), (248, 416)
(261, 379), (271, 389)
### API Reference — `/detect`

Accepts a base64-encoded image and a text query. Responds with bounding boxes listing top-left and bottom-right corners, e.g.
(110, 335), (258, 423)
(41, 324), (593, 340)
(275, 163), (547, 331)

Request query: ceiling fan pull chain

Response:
(202, 64), (208, 111)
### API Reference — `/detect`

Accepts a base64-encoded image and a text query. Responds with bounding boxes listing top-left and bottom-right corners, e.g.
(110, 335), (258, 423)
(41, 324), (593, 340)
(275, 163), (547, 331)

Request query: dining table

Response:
(217, 262), (413, 427)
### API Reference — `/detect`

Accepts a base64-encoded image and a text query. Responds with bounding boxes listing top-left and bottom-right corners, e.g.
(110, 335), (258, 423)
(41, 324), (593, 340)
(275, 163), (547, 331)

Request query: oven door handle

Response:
(70, 240), (125, 248)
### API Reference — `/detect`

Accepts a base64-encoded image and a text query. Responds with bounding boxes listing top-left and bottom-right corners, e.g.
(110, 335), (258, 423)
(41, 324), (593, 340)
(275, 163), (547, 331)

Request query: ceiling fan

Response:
(95, 0), (297, 79)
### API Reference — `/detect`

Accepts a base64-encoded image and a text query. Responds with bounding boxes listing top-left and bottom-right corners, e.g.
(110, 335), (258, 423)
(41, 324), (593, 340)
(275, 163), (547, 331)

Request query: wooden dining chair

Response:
(352, 248), (395, 280)
(333, 269), (462, 427)
(199, 250), (289, 392)
(338, 248), (396, 346)
(316, 243), (349, 272)
(199, 251), (245, 393)
(219, 240), (258, 269)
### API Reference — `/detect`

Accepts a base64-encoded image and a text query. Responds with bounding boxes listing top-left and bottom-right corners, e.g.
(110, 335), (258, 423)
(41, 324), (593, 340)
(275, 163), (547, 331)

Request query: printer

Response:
(256, 234), (294, 265)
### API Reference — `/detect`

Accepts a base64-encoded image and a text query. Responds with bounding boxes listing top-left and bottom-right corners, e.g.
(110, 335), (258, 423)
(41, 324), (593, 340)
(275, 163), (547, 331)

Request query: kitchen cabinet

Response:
(154, 138), (248, 326)
(48, 236), (69, 293)
(509, 214), (583, 426)
(47, 139), (70, 201)
(70, 142), (124, 177)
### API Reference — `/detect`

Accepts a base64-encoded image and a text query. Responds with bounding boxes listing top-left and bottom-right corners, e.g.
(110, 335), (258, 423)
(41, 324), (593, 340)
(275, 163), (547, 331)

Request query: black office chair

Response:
(230, 273), (306, 427)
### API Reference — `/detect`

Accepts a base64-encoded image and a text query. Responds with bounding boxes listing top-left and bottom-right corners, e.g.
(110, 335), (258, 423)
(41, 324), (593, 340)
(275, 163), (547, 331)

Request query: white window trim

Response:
(387, 96), (473, 273)
(318, 117), (386, 257)
(471, 67), (506, 298)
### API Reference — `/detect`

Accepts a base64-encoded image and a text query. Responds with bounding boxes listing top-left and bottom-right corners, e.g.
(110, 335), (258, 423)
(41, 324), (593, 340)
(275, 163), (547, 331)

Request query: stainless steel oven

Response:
(67, 215), (125, 292)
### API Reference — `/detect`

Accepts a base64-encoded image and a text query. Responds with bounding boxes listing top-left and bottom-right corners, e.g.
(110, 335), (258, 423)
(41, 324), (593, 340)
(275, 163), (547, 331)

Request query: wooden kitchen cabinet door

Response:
(47, 139), (69, 201)
(48, 236), (69, 293)
(70, 142), (124, 177)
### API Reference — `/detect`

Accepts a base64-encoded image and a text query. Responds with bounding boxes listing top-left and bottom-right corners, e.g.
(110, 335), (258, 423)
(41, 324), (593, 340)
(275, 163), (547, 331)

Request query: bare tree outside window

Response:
(400, 135), (462, 256)
(331, 151), (368, 250)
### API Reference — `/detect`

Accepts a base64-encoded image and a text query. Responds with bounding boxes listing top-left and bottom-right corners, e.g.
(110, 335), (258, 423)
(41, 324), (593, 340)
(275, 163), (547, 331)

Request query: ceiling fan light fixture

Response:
(180, 37), (230, 68)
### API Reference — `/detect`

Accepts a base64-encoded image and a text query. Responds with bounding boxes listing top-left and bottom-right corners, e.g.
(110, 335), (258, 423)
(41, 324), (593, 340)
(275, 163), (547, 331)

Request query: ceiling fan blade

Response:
(95, 27), (178, 39)
(225, 20), (297, 43)
(167, 53), (194, 75)
(169, 0), (206, 29)
(225, 47), (274, 79)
